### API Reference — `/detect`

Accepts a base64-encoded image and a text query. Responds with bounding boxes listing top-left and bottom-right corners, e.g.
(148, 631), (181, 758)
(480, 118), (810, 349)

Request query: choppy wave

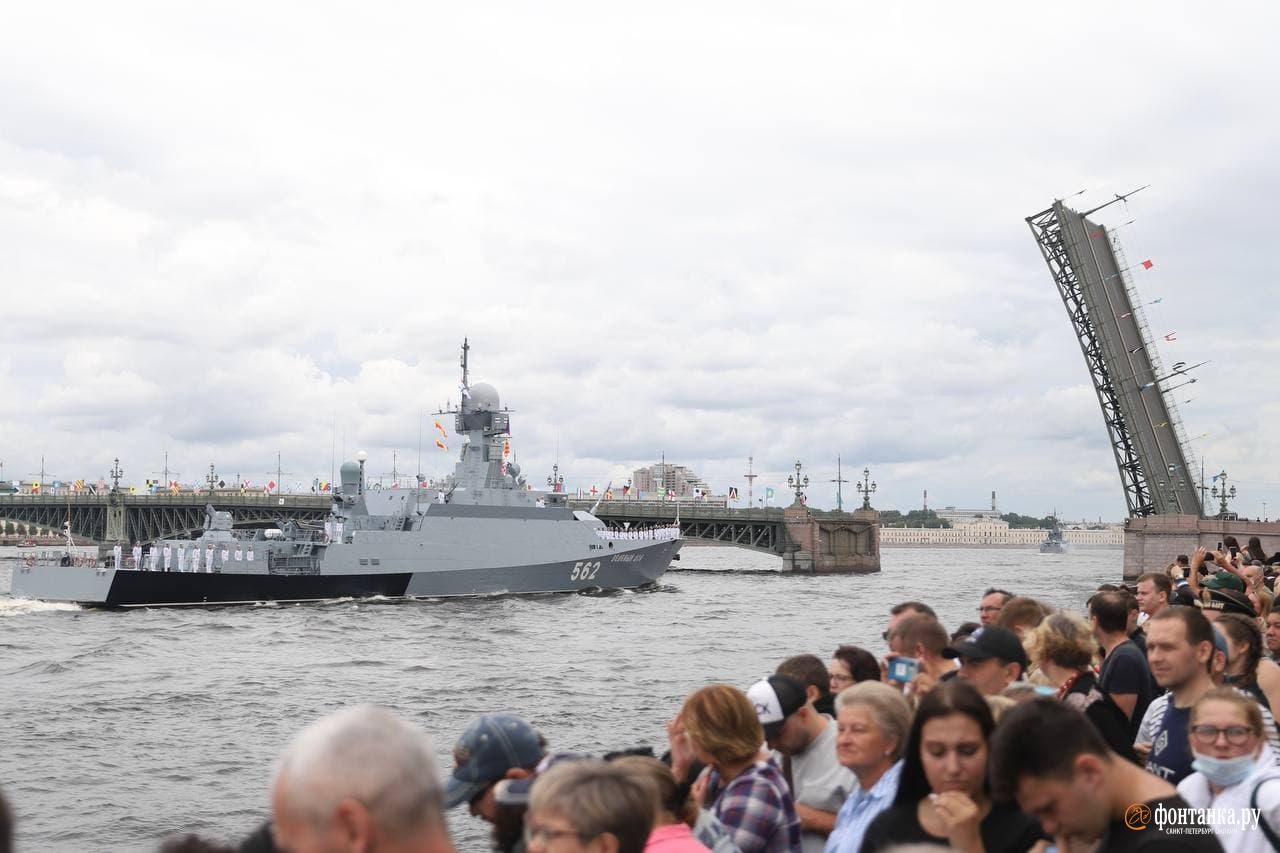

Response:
(0, 596), (83, 616)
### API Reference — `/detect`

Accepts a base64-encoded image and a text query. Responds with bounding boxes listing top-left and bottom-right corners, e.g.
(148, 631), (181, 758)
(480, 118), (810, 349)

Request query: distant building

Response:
(934, 506), (1004, 524)
(881, 517), (1123, 548)
(632, 463), (710, 499)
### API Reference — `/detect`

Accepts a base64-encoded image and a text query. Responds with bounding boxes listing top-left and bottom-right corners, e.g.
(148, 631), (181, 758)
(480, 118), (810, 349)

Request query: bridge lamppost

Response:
(787, 460), (809, 506)
(858, 467), (877, 510)
(207, 463), (218, 496)
(1212, 470), (1237, 518)
(110, 458), (123, 494)
(547, 463), (564, 494)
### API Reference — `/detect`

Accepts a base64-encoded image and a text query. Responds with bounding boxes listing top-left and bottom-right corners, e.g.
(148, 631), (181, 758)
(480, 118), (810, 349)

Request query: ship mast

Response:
(460, 337), (470, 392)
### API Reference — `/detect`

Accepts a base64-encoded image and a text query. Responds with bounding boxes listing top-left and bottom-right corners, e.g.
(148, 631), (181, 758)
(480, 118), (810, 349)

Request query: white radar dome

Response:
(469, 383), (500, 412)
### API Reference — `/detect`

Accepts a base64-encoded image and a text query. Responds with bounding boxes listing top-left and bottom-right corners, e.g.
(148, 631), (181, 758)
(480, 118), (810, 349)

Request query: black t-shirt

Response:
(1098, 795), (1224, 852)
(1064, 671), (1139, 764)
(1098, 639), (1157, 738)
(860, 800), (1044, 853)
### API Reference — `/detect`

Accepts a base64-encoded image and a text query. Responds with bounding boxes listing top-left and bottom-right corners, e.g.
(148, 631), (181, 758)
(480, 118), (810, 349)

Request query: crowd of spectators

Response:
(6, 541), (1280, 852)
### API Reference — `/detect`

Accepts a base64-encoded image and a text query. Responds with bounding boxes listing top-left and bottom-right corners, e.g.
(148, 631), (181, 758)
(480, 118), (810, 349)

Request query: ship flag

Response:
(435, 420), (448, 437)
(729, 486), (739, 500)
(436, 439), (449, 451)
(1142, 259), (1154, 269)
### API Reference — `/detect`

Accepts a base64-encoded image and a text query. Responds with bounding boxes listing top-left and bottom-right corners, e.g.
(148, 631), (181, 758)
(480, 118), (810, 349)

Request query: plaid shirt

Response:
(707, 760), (802, 853)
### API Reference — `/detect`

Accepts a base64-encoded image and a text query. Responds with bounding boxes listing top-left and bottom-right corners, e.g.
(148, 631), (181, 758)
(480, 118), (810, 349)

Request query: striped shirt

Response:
(1135, 688), (1280, 784)
(822, 760), (902, 853)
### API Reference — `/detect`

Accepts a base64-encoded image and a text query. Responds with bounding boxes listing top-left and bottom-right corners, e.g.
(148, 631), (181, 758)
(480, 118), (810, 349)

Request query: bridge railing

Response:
(0, 493), (331, 507)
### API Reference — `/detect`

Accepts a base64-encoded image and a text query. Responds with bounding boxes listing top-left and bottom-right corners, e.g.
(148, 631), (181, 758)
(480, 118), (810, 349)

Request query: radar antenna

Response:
(460, 338), (470, 391)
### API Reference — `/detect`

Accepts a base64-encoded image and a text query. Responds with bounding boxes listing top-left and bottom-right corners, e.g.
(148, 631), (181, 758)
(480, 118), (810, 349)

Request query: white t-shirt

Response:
(789, 717), (856, 853)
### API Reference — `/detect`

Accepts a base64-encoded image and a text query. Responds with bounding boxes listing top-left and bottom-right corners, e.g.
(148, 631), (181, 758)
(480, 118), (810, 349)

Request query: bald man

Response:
(271, 705), (455, 853)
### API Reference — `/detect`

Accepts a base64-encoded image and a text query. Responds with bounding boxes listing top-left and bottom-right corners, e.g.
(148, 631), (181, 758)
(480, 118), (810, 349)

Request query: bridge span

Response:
(0, 493), (330, 544)
(571, 500), (881, 573)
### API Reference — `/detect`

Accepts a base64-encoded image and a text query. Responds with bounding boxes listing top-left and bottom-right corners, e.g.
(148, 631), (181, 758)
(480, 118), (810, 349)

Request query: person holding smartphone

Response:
(885, 614), (960, 700)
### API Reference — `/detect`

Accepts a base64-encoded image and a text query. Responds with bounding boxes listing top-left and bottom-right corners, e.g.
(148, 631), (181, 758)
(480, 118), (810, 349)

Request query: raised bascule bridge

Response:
(1027, 194), (1277, 576)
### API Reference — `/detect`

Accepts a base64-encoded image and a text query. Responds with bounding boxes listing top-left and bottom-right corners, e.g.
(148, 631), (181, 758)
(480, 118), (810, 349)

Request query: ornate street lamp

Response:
(858, 466), (878, 510)
(786, 460), (809, 506)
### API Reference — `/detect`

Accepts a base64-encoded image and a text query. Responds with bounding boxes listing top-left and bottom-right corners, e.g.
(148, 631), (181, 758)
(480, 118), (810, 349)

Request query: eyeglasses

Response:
(829, 672), (854, 684)
(524, 824), (588, 846)
(1190, 724), (1257, 746)
(977, 606), (1003, 614)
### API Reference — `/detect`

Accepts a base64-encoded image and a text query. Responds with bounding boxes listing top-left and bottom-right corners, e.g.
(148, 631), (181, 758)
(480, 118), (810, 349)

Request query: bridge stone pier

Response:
(1124, 515), (1279, 580)
(782, 505), (880, 573)
(574, 500), (881, 574)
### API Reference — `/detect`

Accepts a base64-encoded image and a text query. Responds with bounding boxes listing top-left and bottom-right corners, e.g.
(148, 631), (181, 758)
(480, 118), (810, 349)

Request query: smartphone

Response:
(1218, 541), (1224, 551)
(887, 657), (921, 683)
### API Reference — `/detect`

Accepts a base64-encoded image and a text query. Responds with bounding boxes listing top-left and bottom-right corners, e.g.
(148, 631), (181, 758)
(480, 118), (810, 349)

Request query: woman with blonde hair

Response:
(1177, 687), (1280, 851)
(1024, 611), (1136, 761)
(668, 684), (801, 853)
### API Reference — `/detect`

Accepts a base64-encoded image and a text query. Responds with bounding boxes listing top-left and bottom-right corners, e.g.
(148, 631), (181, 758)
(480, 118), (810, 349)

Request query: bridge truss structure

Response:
(0, 494), (331, 543)
(1027, 199), (1202, 517)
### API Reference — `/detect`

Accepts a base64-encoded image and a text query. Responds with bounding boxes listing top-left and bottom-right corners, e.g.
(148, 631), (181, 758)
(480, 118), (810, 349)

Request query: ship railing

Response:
(594, 525), (682, 541)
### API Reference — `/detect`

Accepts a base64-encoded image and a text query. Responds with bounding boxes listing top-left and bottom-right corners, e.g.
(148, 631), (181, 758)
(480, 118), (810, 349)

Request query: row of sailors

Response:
(109, 543), (256, 572)
(594, 525), (683, 541)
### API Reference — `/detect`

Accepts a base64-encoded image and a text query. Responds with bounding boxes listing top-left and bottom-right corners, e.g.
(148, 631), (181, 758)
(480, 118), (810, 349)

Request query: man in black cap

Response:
(942, 625), (1028, 696)
(748, 674), (853, 853)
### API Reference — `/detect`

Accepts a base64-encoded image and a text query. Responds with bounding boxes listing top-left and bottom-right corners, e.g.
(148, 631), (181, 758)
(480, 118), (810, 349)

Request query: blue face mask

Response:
(1191, 751), (1255, 787)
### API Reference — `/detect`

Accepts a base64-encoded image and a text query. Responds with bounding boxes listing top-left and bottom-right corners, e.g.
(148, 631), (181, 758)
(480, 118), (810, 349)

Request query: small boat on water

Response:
(1039, 516), (1069, 555)
(10, 341), (681, 608)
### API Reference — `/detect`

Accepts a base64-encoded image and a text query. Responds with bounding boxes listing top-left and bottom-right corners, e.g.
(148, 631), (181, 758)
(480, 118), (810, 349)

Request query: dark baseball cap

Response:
(942, 626), (1030, 669)
(444, 713), (544, 809)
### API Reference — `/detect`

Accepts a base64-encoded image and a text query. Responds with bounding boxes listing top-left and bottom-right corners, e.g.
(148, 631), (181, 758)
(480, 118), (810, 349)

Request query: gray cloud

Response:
(1, 3), (1277, 520)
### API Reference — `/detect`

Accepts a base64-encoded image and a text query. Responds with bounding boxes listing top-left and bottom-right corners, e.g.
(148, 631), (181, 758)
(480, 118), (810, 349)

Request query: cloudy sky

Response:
(2, 2), (1277, 520)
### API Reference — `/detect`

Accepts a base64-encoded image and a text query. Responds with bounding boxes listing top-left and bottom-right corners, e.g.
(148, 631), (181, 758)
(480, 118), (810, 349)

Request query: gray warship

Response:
(11, 342), (682, 607)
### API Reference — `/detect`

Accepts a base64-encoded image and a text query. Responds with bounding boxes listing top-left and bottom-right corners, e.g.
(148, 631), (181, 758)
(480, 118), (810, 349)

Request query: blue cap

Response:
(444, 713), (543, 809)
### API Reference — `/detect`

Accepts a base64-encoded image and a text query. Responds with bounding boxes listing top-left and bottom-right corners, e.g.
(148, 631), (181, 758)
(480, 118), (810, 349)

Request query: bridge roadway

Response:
(0, 492), (331, 543)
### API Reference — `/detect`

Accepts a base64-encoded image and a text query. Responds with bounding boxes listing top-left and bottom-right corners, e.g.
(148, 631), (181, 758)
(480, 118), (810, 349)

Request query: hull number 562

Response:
(570, 561), (601, 581)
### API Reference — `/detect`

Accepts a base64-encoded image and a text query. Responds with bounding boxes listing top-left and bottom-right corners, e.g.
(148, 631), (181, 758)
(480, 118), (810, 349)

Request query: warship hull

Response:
(11, 539), (680, 607)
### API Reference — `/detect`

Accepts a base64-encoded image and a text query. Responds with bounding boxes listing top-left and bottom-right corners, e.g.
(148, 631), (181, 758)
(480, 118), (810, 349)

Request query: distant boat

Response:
(1039, 516), (1069, 554)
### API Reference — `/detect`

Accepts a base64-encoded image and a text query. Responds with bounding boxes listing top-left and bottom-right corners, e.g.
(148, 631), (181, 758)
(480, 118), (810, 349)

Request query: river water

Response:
(0, 545), (1121, 852)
